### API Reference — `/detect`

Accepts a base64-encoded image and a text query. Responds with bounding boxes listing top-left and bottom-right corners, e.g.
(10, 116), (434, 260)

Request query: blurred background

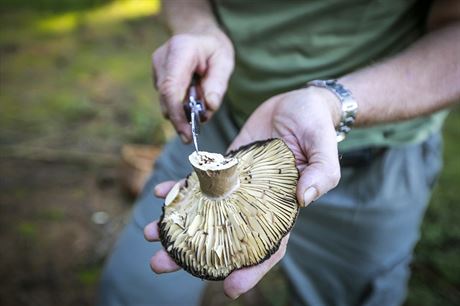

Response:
(0, 1), (459, 305)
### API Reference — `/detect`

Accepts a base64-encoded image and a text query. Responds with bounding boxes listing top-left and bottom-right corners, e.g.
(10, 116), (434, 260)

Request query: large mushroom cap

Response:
(159, 138), (299, 280)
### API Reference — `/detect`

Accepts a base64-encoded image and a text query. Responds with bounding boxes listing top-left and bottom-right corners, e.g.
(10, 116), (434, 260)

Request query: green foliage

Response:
(0, 0), (168, 150)
(0, 0), (112, 12)
(17, 222), (38, 239)
(38, 208), (66, 221)
(77, 265), (102, 286)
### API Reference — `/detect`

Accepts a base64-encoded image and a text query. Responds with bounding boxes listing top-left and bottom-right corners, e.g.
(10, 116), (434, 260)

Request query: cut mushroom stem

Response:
(189, 151), (239, 198)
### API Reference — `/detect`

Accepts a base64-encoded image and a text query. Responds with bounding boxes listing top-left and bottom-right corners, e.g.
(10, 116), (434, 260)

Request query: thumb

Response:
(226, 99), (276, 153)
(297, 130), (341, 207)
(201, 52), (234, 111)
(223, 234), (289, 299)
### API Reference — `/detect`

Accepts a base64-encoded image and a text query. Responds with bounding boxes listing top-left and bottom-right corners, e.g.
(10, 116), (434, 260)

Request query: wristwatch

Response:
(306, 79), (358, 142)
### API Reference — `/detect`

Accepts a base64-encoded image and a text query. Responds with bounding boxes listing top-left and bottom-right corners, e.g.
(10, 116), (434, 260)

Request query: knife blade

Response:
(183, 75), (206, 154)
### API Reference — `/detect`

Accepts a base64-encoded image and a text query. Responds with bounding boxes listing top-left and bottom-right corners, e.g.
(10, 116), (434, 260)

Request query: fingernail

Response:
(232, 294), (240, 300)
(205, 92), (220, 110)
(226, 292), (240, 300)
(179, 133), (188, 143)
(303, 187), (318, 207)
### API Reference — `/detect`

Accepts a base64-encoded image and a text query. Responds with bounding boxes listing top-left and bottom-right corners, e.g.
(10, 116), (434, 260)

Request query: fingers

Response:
(145, 180), (186, 275)
(223, 235), (289, 299)
(154, 180), (180, 198)
(152, 36), (199, 141)
(297, 126), (341, 207)
(150, 249), (181, 274)
(144, 221), (181, 274)
(152, 45), (169, 118)
(144, 220), (160, 242)
(152, 33), (234, 143)
(226, 128), (254, 153)
(226, 100), (275, 153)
(157, 37), (198, 142)
(147, 179), (186, 242)
(202, 51), (234, 111)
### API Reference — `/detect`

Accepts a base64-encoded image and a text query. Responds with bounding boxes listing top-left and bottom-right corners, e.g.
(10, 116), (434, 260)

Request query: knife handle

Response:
(183, 74), (207, 123)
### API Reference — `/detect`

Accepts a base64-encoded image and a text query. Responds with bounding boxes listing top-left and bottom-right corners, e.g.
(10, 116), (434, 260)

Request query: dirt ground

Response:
(0, 157), (130, 306)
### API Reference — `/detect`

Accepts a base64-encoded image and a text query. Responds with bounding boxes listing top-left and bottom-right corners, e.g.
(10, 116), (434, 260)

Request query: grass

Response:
(17, 222), (38, 239)
(78, 265), (103, 286)
(0, 0), (171, 153)
(0, 1), (459, 305)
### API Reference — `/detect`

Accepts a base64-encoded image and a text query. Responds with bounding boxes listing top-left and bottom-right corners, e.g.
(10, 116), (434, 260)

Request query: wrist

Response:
(305, 79), (359, 142)
(164, 0), (221, 36)
(172, 21), (222, 36)
(171, 23), (234, 53)
(305, 86), (342, 127)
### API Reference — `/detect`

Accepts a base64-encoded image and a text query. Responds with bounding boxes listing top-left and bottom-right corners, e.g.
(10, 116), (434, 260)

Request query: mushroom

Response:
(159, 138), (299, 280)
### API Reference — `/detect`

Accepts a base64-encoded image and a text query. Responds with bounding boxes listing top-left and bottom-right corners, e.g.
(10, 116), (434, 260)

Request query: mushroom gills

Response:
(159, 138), (299, 280)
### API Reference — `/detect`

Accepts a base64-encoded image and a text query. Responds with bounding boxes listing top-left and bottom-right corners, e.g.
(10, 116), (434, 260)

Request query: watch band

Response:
(306, 79), (358, 142)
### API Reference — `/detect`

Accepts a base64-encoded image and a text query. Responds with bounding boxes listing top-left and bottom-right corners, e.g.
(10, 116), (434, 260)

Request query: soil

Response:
(0, 157), (131, 306)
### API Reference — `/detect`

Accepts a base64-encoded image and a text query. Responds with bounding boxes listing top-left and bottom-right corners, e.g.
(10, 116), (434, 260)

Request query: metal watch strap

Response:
(306, 79), (358, 142)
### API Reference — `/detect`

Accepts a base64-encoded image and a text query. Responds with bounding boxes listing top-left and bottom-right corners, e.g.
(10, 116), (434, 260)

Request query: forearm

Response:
(339, 21), (460, 126)
(162, 0), (219, 34)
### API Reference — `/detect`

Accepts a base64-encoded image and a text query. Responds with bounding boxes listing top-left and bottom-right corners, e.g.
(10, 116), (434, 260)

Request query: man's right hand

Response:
(152, 28), (234, 143)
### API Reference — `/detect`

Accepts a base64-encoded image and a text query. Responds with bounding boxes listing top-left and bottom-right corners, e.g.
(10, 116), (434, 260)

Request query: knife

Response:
(183, 74), (206, 154)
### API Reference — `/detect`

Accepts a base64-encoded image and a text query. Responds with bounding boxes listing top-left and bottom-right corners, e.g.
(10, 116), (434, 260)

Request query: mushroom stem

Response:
(189, 152), (239, 198)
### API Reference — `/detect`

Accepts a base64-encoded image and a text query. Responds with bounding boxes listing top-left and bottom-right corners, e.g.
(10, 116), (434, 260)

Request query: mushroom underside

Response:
(159, 138), (299, 280)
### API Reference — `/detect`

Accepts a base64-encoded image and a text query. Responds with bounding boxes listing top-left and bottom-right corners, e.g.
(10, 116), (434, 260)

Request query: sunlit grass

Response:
(0, 0), (170, 150)
(37, 0), (161, 33)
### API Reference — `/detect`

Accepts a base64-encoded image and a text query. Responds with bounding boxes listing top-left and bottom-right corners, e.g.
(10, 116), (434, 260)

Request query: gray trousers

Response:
(99, 105), (442, 306)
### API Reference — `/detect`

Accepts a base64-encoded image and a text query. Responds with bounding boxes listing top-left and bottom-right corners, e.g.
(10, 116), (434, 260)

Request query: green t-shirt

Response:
(213, 0), (447, 152)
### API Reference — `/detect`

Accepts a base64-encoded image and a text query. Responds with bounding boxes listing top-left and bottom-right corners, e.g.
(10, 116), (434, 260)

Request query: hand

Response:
(152, 27), (234, 142)
(228, 86), (342, 206)
(144, 181), (290, 300)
